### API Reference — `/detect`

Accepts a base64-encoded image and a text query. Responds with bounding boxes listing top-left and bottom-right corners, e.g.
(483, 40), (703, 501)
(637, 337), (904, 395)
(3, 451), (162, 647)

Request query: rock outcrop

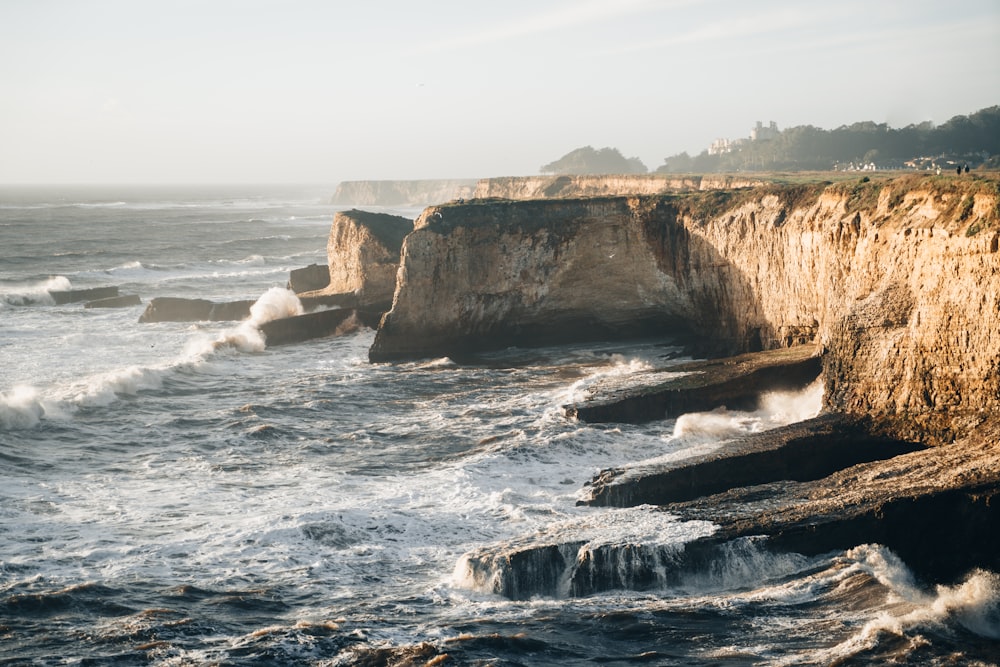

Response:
(369, 198), (694, 361)
(287, 264), (330, 294)
(330, 179), (476, 207)
(459, 417), (999, 599)
(300, 209), (413, 312)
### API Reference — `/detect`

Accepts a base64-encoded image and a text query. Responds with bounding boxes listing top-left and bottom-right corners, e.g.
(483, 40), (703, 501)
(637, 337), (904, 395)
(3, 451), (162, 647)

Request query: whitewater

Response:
(1, 185), (997, 665)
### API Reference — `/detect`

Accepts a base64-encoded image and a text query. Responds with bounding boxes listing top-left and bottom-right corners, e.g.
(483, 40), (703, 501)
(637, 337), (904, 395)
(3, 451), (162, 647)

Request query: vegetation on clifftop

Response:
(657, 106), (1000, 173)
(541, 146), (648, 175)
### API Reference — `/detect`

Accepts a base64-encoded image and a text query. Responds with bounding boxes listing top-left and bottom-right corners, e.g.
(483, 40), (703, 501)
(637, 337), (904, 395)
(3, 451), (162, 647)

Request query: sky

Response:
(1, 0), (998, 185)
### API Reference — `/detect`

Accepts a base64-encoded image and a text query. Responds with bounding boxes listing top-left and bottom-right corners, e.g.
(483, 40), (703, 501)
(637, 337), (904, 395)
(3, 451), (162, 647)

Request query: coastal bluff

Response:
(370, 174), (1000, 443)
(374, 172), (1000, 596)
(330, 179), (476, 207)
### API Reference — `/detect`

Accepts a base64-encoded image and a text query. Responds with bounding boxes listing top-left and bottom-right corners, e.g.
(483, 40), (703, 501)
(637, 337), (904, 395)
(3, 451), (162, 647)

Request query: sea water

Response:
(1, 185), (997, 665)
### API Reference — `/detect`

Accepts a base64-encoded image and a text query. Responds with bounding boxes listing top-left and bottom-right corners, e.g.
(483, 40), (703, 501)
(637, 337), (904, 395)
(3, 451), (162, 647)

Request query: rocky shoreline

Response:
(72, 172), (999, 595)
(361, 172), (999, 596)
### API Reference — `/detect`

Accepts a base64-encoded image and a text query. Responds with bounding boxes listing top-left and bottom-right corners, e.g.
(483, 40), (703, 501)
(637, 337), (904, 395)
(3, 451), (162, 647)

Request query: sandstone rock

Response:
(458, 419), (1000, 599)
(369, 198), (697, 362)
(300, 209), (413, 312)
(287, 264), (330, 294)
(430, 175), (1000, 600)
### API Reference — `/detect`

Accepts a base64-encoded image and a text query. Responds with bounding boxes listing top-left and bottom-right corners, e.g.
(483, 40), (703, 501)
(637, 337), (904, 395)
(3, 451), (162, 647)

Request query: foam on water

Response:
(0, 287), (310, 430)
(670, 377), (825, 442)
(3, 186), (995, 665)
(0, 275), (71, 306)
(0, 386), (47, 429)
(818, 545), (1000, 661)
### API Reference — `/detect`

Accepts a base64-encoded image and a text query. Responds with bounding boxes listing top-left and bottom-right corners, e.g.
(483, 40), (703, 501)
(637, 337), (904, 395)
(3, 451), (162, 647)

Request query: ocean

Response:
(1, 185), (997, 666)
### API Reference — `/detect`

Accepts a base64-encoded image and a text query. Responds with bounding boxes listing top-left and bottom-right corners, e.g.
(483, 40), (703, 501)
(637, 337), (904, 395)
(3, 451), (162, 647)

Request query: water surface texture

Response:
(1, 186), (997, 665)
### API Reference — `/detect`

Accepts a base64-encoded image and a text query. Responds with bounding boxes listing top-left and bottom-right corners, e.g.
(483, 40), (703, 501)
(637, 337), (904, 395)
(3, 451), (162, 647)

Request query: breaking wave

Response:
(0, 287), (307, 430)
(0, 276), (71, 306)
(670, 377), (824, 442)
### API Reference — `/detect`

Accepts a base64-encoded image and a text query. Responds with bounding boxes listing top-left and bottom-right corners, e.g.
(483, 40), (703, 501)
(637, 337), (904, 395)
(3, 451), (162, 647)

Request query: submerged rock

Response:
(138, 297), (255, 323)
(50, 286), (119, 304)
(84, 294), (142, 309)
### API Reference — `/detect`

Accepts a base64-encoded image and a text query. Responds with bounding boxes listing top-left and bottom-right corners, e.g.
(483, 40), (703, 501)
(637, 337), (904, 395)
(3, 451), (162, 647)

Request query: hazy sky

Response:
(1, 0), (998, 184)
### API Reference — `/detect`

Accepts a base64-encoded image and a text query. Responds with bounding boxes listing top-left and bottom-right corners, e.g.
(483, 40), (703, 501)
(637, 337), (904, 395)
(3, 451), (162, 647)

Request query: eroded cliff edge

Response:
(371, 174), (1000, 442)
(300, 209), (413, 311)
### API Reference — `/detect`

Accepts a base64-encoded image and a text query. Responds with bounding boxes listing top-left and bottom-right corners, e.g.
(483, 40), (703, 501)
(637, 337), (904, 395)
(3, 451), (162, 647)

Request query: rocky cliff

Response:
(472, 174), (763, 199)
(330, 179), (477, 207)
(301, 209), (413, 310)
(370, 174), (1000, 442)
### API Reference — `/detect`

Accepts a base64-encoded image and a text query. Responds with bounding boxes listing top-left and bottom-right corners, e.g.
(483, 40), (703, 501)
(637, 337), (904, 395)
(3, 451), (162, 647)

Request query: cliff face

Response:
(472, 174), (763, 199)
(370, 175), (1000, 441)
(369, 199), (696, 361)
(331, 180), (477, 207)
(305, 209), (413, 309)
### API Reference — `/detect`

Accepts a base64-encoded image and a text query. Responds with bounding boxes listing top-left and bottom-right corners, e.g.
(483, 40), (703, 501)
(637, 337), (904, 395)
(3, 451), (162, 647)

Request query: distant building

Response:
(750, 120), (779, 141)
(709, 137), (744, 155)
(706, 121), (779, 156)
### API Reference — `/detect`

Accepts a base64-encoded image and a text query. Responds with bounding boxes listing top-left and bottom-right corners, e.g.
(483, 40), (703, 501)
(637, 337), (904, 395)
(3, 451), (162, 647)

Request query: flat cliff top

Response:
(337, 209), (414, 250)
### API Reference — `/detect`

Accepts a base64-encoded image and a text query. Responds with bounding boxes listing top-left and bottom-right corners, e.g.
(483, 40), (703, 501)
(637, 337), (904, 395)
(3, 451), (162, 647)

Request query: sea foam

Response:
(670, 378), (824, 442)
(0, 385), (46, 429)
(0, 276), (71, 307)
(815, 545), (1000, 663)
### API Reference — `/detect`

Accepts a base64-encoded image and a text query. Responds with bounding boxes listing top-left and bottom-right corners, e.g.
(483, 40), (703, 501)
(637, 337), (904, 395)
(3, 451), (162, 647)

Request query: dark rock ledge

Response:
(456, 346), (1000, 600)
(459, 419), (999, 599)
(580, 413), (926, 507)
(565, 344), (822, 424)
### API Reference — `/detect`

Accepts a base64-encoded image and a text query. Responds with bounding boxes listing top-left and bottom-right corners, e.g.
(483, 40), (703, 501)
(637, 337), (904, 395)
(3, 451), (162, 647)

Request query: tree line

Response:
(541, 106), (999, 175)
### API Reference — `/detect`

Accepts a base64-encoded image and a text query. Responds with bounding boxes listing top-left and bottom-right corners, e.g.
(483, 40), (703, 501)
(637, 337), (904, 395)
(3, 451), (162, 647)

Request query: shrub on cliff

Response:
(541, 146), (647, 175)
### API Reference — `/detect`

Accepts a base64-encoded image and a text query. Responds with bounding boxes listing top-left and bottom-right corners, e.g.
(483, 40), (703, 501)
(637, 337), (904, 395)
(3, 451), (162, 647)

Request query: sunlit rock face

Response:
(303, 209), (413, 310)
(369, 198), (698, 361)
(372, 175), (1000, 441)
(472, 174), (763, 199)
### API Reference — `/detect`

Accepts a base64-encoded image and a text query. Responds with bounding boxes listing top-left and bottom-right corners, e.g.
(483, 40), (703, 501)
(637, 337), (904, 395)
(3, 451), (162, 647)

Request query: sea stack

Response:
(299, 209), (414, 312)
